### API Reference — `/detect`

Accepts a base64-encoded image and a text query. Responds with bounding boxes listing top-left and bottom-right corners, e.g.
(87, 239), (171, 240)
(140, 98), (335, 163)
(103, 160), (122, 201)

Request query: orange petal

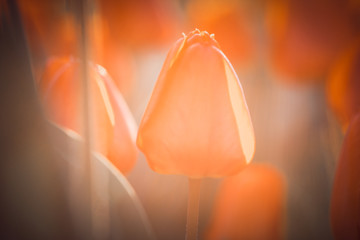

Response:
(97, 64), (138, 174)
(40, 57), (137, 174)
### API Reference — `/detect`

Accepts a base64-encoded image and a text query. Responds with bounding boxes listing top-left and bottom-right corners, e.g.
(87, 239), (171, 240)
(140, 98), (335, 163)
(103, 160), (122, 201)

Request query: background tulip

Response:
(137, 29), (255, 178)
(39, 56), (138, 174)
(206, 163), (286, 240)
(265, 0), (358, 83)
(330, 113), (360, 239)
(18, 0), (77, 61)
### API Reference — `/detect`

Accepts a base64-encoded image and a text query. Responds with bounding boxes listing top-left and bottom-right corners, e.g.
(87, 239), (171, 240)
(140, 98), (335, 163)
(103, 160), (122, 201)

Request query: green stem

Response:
(185, 178), (202, 240)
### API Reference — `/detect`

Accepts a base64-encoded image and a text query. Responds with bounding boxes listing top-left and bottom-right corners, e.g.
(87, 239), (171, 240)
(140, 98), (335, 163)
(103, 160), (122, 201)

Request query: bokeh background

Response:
(1, 0), (358, 239)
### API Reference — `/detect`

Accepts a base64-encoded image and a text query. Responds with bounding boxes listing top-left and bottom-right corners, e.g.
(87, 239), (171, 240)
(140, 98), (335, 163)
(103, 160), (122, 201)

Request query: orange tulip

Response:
(137, 29), (255, 178)
(266, 0), (357, 82)
(186, 0), (255, 66)
(206, 164), (286, 240)
(330, 113), (360, 239)
(40, 56), (137, 174)
(326, 39), (360, 131)
(18, 2), (137, 96)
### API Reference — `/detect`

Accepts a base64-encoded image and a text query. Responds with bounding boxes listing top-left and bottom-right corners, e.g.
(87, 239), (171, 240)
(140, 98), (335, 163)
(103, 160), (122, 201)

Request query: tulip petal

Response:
(223, 55), (255, 163)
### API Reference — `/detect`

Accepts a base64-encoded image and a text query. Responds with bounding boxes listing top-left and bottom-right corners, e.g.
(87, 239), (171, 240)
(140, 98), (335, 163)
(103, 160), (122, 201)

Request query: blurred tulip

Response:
(266, 0), (357, 82)
(137, 29), (255, 178)
(186, 0), (255, 66)
(206, 164), (286, 240)
(18, 1), (137, 96)
(330, 113), (360, 239)
(18, 0), (76, 58)
(97, 0), (180, 50)
(39, 56), (138, 174)
(326, 39), (360, 131)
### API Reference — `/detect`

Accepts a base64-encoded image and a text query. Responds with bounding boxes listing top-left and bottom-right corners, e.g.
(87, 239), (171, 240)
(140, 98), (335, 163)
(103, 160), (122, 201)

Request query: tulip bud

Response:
(137, 29), (255, 178)
(40, 56), (138, 174)
(330, 113), (360, 239)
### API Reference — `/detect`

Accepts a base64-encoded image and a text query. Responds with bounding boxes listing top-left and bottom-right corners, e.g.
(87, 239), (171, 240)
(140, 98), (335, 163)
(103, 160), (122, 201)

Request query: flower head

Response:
(40, 57), (137, 173)
(137, 29), (255, 178)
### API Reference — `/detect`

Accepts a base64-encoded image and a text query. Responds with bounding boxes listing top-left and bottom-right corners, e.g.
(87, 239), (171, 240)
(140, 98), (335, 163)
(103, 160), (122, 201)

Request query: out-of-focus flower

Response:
(265, 0), (357, 83)
(18, 2), (137, 96)
(330, 113), (360, 240)
(18, 0), (76, 58)
(137, 29), (255, 178)
(326, 39), (360, 131)
(39, 56), (138, 174)
(97, 0), (181, 50)
(186, 0), (255, 66)
(206, 163), (286, 240)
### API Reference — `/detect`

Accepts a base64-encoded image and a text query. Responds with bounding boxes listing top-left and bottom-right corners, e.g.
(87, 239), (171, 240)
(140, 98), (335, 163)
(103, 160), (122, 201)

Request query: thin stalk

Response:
(185, 178), (202, 240)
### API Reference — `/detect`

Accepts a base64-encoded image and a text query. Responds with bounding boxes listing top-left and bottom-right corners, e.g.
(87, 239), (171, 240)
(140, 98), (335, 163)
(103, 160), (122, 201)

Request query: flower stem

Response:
(185, 178), (202, 240)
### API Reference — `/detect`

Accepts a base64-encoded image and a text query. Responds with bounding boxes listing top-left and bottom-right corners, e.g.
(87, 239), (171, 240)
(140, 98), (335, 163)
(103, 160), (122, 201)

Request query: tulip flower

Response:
(186, 0), (255, 66)
(18, 2), (137, 96)
(39, 56), (137, 174)
(206, 164), (286, 240)
(137, 29), (255, 239)
(326, 39), (360, 131)
(330, 113), (360, 239)
(137, 29), (255, 178)
(265, 0), (356, 82)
